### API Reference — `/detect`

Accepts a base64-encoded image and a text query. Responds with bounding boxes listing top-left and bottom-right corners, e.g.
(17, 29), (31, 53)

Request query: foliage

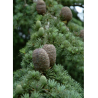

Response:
(13, 0), (84, 71)
(13, 64), (83, 98)
(19, 17), (84, 87)
(13, 0), (84, 97)
(13, 0), (37, 71)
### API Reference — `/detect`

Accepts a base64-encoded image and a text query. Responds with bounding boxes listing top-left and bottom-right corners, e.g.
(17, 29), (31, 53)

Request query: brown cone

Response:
(32, 48), (50, 71)
(60, 7), (72, 22)
(80, 30), (84, 41)
(43, 44), (56, 67)
(36, 0), (46, 15)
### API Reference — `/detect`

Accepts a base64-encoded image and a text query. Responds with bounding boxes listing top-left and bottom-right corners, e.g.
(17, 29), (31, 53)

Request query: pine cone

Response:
(40, 75), (47, 85)
(15, 85), (23, 94)
(60, 7), (72, 23)
(32, 48), (50, 71)
(80, 29), (84, 41)
(43, 44), (56, 67)
(36, 0), (46, 15)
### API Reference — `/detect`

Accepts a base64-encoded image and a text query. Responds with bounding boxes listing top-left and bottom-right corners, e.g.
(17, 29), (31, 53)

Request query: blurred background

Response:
(13, 0), (84, 71)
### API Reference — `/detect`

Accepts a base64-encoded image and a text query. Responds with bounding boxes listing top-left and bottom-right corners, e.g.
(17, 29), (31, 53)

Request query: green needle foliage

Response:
(13, 64), (83, 98)
(13, 0), (84, 97)
(20, 16), (84, 87)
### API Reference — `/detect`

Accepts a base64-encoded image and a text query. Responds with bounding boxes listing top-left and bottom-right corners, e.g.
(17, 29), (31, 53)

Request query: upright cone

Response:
(32, 48), (50, 71)
(43, 44), (56, 67)
(60, 7), (72, 23)
(36, 0), (46, 15)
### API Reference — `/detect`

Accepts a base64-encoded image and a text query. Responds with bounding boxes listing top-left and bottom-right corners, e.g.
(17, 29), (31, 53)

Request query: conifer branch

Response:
(67, 4), (84, 8)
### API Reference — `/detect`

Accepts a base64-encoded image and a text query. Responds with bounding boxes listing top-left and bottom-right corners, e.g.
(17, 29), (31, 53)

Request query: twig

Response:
(65, 4), (84, 8)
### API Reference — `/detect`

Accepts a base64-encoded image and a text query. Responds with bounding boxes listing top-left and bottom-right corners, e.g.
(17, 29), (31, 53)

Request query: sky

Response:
(70, 6), (84, 21)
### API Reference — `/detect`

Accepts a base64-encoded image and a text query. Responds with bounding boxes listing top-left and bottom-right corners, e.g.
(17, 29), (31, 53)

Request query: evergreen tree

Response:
(13, 0), (84, 97)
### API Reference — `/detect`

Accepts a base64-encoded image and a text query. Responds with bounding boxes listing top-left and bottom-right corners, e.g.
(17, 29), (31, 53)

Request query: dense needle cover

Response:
(13, 64), (83, 98)
(13, 0), (84, 97)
